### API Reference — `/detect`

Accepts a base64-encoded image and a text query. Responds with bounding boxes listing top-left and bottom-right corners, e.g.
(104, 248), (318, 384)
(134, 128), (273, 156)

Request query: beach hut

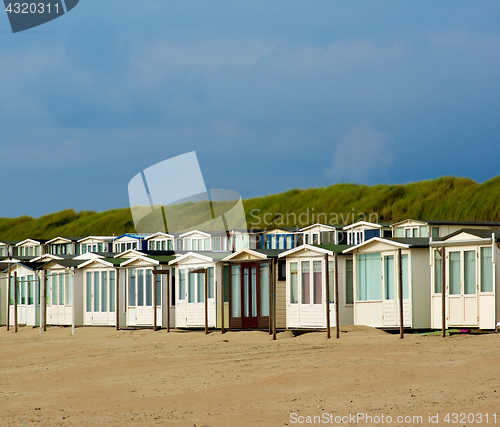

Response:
(78, 257), (124, 326)
(300, 223), (346, 246)
(6, 261), (44, 326)
(77, 236), (114, 255)
(220, 248), (284, 330)
(343, 237), (430, 329)
(343, 221), (392, 246)
(429, 229), (500, 330)
(112, 234), (150, 253)
(278, 244), (353, 329)
(169, 252), (228, 329)
(392, 219), (500, 239)
(0, 240), (19, 257)
(145, 232), (175, 251)
(41, 259), (84, 326)
(119, 252), (176, 328)
(16, 238), (47, 258)
(46, 237), (81, 256)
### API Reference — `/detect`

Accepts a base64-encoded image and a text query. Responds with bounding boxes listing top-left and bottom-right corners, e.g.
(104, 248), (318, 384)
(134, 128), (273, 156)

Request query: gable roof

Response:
(299, 223), (340, 232)
(169, 251), (229, 265)
(144, 232), (175, 240)
(343, 221), (383, 230)
(343, 237), (429, 253)
(430, 228), (500, 246)
(46, 237), (81, 244)
(16, 238), (48, 246)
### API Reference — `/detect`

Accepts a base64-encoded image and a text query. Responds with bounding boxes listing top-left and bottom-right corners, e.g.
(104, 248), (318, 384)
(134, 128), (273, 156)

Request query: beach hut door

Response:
(448, 251), (478, 327)
(241, 265), (258, 328)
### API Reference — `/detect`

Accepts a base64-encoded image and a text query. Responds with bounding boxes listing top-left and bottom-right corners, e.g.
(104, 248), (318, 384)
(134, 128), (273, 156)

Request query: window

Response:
(328, 261), (334, 303)
(420, 226), (429, 238)
(345, 259), (354, 304)
(86, 272), (92, 312)
(431, 227), (439, 238)
(312, 234), (319, 245)
(464, 251), (476, 294)
(146, 270), (152, 306)
(188, 271), (195, 303)
(109, 270), (116, 312)
(93, 272), (100, 311)
(204, 238), (210, 251)
(197, 272), (204, 303)
(260, 264), (269, 315)
(449, 251), (461, 295)
(27, 275), (34, 305)
(98, 243), (103, 252)
(384, 256), (395, 300)
(101, 271), (107, 311)
(213, 238), (221, 251)
(290, 262), (298, 304)
(301, 261), (310, 304)
(179, 270), (185, 300)
(156, 273), (162, 306)
(126, 243), (131, 250)
(356, 253), (382, 301)
(405, 229), (411, 238)
(137, 270), (144, 306)
(161, 241), (166, 251)
(313, 261), (322, 304)
(149, 241), (154, 250)
(208, 267), (214, 299)
(20, 277), (26, 304)
(168, 240), (174, 251)
(185, 239), (191, 251)
(52, 274), (58, 305)
(277, 260), (286, 281)
(128, 268), (136, 306)
(66, 274), (72, 305)
(412, 228), (418, 238)
(480, 247), (493, 292)
(231, 266), (241, 317)
(434, 251), (442, 293)
(402, 254), (409, 299)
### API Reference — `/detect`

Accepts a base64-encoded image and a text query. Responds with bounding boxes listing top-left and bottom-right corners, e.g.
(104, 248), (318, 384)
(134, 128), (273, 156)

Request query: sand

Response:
(0, 325), (499, 426)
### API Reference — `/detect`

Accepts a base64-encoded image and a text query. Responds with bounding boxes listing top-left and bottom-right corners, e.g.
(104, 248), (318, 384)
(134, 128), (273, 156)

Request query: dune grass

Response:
(0, 175), (499, 241)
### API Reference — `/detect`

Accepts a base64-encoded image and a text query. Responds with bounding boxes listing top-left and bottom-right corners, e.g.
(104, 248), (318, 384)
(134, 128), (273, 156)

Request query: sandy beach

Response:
(0, 325), (499, 426)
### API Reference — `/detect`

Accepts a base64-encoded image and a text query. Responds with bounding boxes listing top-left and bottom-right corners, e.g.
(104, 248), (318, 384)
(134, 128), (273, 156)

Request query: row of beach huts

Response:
(1, 218), (500, 333)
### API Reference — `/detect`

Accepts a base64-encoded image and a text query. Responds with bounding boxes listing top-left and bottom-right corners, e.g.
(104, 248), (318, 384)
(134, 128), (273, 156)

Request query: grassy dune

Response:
(0, 175), (499, 241)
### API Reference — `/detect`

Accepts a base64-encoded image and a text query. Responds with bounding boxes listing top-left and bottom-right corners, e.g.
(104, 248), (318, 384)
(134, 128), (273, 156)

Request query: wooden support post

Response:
(272, 259), (276, 341)
(153, 270), (158, 331)
(325, 253), (330, 339)
(14, 271), (17, 333)
(335, 251), (340, 339)
(116, 268), (120, 331)
(6, 262), (11, 331)
(268, 259), (272, 335)
(442, 247), (446, 338)
(71, 269), (75, 335)
(204, 268), (208, 335)
(166, 270), (170, 333)
(398, 248), (404, 339)
(220, 264), (225, 334)
(43, 271), (47, 332)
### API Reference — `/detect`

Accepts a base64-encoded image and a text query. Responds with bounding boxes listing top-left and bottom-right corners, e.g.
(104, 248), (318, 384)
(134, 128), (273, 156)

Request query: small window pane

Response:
(109, 270), (116, 312)
(290, 262), (298, 304)
(146, 270), (152, 306)
(301, 261), (310, 304)
(137, 270), (144, 306)
(101, 271), (108, 311)
(179, 270), (185, 300)
(481, 247), (493, 292)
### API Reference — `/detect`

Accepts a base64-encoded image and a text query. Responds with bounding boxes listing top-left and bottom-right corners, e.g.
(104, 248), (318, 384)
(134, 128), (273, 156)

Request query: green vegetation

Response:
(1, 175), (500, 241)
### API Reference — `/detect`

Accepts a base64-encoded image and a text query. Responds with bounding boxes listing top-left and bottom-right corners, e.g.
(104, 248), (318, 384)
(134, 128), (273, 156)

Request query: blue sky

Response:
(1, 1), (500, 217)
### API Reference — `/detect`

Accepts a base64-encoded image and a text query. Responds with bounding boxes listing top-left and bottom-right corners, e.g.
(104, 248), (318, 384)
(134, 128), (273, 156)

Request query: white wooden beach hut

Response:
(169, 252), (228, 329)
(429, 229), (500, 330)
(119, 252), (176, 328)
(7, 261), (43, 326)
(16, 238), (47, 258)
(46, 237), (81, 256)
(78, 257), (124, 326)
(77, 236), (114, 255)
(343, 237), (430, 329)
(343, 221), (392, 246)
(145, 232), (175, 251)
(41, 259), (84, 326)
(300, 223), (345, 246)
(278, 244), (353, 329)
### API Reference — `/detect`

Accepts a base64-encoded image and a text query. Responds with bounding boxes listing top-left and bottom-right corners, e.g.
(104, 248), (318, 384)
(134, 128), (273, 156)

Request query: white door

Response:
(382, 255), (397, 326)
(448, 250), (478, 327)
(298, 260), (324, 328)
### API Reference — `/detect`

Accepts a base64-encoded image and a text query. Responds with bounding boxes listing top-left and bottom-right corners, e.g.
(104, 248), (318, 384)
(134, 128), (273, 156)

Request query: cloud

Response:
(326, 120), (396, 184)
